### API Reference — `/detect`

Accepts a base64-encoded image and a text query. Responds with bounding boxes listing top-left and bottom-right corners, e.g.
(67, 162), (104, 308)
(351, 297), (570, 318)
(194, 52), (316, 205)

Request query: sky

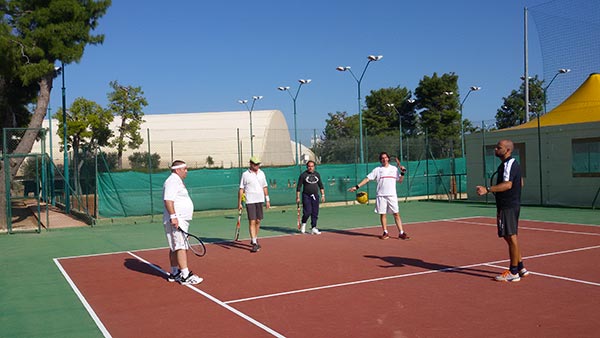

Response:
(49, 0), (553, 138)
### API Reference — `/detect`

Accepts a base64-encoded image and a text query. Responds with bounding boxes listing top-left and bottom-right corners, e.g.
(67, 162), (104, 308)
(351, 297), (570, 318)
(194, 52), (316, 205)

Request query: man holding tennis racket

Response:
(163, 160), (203, 285)
(348, 152), (409, 240)
(296, 160), (325, 234)
(476, 139), (529, 282)
(238, 156), (271, 253)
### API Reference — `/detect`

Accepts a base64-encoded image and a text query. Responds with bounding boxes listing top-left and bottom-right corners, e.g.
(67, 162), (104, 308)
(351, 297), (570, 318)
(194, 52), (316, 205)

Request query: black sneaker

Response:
(167, 271), (181, 283)
(250, 243), (261, 253)
(398, 233), (410, 240)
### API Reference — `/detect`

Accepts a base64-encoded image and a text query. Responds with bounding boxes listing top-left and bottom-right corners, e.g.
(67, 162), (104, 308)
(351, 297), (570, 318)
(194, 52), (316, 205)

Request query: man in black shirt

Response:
(476, 139), (529, 282)
(296, 161), (325, 234)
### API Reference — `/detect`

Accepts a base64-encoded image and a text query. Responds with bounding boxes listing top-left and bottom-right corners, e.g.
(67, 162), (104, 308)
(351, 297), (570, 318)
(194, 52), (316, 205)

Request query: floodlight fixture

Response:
(368, 55), (383, 61)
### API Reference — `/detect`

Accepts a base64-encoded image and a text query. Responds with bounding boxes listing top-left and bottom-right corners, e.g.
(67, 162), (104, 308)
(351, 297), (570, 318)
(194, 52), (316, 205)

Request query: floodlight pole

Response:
(47, 107), (55, 205)
(386, 103), (403, 161)
(459, 86), (481, 157)
(238, 96), (263, 157)
(61, 61), (70, 213)
(538, 68), (570, 205)
(278, 79), (311, 166)
(337, 55), (383, 163)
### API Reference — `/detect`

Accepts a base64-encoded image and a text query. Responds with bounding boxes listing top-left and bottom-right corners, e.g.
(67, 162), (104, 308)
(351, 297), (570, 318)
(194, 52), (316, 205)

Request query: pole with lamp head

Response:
(278, 79), (311, 166)
(336, 55), (383, 163)
(458, 86), (481, 157)
(238, 96), (263, 157)
(537, 68), (570, 205)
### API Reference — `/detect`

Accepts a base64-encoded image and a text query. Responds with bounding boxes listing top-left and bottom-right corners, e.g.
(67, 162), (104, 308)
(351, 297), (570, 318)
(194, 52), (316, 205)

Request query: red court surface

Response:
(56, 217), (600, 338)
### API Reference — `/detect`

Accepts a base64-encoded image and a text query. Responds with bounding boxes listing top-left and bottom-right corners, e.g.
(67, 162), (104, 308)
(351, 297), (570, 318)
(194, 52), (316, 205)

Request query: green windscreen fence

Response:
(98, 158), (466, 218)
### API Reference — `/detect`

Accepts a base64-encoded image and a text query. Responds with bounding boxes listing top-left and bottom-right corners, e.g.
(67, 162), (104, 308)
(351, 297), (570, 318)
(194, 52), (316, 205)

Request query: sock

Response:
(517, 261), (524, 270)
(509, 266), (519, 275)
(181, 268), (190, 278)
(171, 266), (179, 275)
(251, 238), (257, 244)
(383, 230), (388, 234)
(400, 230), (404, 235)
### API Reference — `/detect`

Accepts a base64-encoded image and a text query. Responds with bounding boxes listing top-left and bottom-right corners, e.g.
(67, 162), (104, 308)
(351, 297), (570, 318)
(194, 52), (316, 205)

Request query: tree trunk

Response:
(0, 75), (54, 230)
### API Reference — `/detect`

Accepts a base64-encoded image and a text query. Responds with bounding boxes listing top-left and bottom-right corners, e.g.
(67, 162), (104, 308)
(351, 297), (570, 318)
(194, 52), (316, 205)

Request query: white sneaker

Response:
(311, 227), (321, 235)
(300, 223), (306, 233)
(180, 272), (203, 285)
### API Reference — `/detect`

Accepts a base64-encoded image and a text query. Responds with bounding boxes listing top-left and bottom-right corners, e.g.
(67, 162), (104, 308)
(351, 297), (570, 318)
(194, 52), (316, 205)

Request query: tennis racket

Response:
(179, 228), (206, 257)
(234, 208), (242, 241)
(296, 202), (301, 229)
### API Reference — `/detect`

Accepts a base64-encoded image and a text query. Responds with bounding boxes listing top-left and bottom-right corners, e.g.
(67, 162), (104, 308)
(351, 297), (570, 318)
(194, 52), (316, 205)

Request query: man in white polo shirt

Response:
(349, 152), (410, 240)
(163, 160), (202, 285)
(238, 156), (271, 253)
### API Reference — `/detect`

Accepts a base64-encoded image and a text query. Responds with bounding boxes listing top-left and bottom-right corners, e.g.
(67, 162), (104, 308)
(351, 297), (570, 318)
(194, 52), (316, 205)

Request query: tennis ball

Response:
(356, 192), (368, 204)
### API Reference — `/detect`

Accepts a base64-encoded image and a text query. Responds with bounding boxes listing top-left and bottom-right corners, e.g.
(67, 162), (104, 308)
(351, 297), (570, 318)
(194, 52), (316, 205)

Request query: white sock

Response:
(181, 268), (190, 278)
(400, 230), (404, 235)
(251, 238), (257, 244)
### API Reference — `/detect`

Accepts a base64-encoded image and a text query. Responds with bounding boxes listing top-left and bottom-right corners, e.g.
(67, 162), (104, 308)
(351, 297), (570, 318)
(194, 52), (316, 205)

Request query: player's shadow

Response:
(364, 255), (496, 279)
(124, 258), (167, 279)
(214, 240), (253, 251)
(260, 225), (300, 235)
(330, 229), (381, 239)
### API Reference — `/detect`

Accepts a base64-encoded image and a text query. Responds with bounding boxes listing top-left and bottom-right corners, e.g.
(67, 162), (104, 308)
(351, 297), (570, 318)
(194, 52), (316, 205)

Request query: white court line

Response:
(485, 263), (600, 286)
(127, 252), (285, 338)
(451, 219), (600, 236)
(224, 244), (600, 304)
(53, 258), (113, 338)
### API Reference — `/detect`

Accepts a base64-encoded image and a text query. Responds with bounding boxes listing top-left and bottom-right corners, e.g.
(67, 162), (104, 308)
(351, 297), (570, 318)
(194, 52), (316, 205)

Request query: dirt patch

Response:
(9, 199), (88, 232)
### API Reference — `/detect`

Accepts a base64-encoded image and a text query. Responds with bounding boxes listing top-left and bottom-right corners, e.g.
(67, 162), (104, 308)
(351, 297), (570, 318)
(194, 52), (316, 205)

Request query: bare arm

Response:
(348, 177), (370, 192)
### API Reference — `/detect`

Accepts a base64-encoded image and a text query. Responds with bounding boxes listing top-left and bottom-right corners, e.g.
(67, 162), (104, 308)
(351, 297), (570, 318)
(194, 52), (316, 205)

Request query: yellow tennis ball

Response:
(356, 192), (368, 204)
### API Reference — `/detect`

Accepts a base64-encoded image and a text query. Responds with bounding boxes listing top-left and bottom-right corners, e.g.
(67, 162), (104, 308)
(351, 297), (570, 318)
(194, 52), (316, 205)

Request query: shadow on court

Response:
(213, 240), (253, 252)
(330, 228), (381, 239)
(124, 258), (167, 279)
(260, 225), (299, 235)
(364, 255), (496, 279)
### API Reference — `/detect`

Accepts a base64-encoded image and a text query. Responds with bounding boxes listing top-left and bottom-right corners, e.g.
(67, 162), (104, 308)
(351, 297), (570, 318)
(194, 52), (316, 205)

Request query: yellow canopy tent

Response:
(511, 73), (600, 129)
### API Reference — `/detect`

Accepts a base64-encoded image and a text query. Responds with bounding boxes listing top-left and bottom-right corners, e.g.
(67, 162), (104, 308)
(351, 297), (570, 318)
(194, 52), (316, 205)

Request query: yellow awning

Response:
(509, 73), (600, 130)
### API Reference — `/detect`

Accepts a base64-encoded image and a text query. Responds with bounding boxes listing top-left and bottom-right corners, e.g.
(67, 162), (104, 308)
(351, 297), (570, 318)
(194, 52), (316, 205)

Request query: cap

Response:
(249, 156), (261, 165)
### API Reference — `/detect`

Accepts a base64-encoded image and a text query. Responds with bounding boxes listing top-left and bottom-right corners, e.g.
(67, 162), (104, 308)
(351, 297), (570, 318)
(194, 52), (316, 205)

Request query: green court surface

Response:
(0, 201), (598, 338)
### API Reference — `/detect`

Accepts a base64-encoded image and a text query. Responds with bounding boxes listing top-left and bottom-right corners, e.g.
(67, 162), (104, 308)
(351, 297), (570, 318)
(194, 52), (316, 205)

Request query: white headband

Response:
(171, 163), (187, 170)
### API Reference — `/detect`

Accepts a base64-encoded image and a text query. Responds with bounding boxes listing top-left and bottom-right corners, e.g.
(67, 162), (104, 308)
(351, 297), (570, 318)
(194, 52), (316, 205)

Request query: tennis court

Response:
(53, 212), (600, 337)
(0, 202), (600, 337)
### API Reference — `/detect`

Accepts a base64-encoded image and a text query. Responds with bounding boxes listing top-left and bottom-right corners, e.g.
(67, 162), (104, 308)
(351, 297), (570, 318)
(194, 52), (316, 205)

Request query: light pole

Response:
(537, 68), (570, 205)
(60, 61), (70, 213)
(386, 103), (403, 161)
(458, 86), (481, 157)
(337, 55), (383, 163)
(278, 79), (311, 166)
(238, 95), (263, 157)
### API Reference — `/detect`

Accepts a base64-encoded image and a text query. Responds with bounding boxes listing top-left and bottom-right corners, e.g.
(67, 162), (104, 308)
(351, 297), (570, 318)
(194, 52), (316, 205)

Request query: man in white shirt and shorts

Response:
(349, 152), (410, 240)
(238, 156), (271, 253)
(163, 160), (203, 285)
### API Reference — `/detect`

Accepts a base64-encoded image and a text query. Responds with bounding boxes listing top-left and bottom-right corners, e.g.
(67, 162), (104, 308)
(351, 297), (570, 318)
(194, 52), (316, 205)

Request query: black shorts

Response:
(496, 206), (520, 237)
(246, 202), (264, 221)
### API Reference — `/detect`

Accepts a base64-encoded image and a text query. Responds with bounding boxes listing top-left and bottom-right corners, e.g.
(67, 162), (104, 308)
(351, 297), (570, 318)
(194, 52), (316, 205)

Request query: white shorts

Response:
(164, 219), (190, 251)
(374, 195), (399, 214)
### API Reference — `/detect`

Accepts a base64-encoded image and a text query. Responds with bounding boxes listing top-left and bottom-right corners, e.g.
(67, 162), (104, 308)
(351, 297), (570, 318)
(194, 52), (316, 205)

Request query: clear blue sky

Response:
(50, 0), (550, 136)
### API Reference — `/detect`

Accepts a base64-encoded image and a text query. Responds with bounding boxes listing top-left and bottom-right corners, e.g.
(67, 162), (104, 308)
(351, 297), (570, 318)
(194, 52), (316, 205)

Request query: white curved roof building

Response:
(43, 110), (315, 169)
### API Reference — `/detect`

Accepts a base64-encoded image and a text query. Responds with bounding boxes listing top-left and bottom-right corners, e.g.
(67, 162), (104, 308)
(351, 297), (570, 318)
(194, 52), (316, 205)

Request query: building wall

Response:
(466, 122), (600, 207)
(41, 110), (314, 169)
